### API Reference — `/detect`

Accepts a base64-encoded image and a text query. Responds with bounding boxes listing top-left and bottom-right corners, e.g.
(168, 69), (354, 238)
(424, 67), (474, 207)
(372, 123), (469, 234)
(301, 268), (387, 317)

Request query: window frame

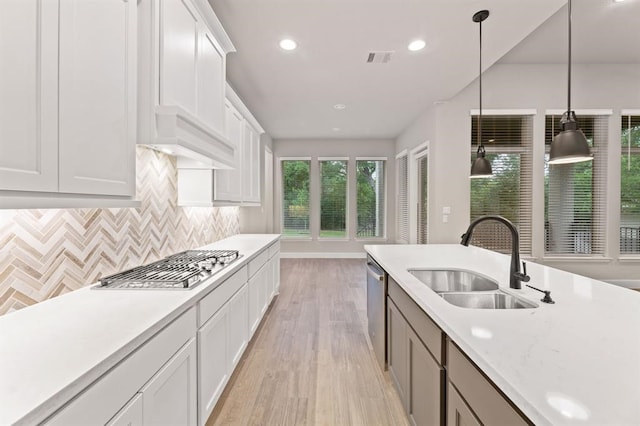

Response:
(355, 157), (388, 241)
(542, 109), (612, 259)
(279, 157), (312, 240)
(619, 110), (640, 258)
(318, 157), (350, 240)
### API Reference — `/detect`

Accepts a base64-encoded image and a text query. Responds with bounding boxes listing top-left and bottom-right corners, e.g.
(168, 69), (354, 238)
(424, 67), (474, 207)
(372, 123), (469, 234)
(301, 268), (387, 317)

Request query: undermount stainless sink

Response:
(408, 269), (499, 293)
(441, 291), (538, 309)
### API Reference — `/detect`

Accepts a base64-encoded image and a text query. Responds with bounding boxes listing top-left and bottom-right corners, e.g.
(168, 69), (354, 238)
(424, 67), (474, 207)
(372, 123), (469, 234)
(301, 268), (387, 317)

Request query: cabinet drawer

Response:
(248, 249), (269, 278)
(447, 341), (529, 426)
(47, 307), (197, 425)
(388, 277), (443, 364)
(198, 265), (248, 326)
(268, 241), (280, 258)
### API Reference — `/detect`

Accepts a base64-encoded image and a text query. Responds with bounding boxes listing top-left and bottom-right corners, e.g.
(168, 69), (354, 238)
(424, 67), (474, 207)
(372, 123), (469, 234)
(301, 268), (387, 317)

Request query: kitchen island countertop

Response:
(0, 234), (279, 426)
(365, 243), (640, 426)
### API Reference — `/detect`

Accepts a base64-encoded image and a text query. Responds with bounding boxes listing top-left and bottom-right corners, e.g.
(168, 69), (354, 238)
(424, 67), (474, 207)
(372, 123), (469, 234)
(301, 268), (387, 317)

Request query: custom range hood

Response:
(136, 0), (237, 169)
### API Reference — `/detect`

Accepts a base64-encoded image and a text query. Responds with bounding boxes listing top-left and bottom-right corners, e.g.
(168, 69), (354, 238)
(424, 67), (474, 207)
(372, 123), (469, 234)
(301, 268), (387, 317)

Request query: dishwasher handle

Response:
(366, 262), (384, 282)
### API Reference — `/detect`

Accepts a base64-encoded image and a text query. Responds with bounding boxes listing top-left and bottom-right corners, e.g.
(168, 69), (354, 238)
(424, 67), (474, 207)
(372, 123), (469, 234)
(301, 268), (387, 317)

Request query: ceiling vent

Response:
(366, 51), (394, 64)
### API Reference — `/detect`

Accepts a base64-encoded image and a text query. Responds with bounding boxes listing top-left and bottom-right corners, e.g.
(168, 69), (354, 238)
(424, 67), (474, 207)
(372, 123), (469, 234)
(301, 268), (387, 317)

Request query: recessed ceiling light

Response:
(333, 104), (346, 110)
(279, 39), (297, 51)
(613, 0), (625, 3)
(332, 127), (341, 131)
(408, 40), (426, 51)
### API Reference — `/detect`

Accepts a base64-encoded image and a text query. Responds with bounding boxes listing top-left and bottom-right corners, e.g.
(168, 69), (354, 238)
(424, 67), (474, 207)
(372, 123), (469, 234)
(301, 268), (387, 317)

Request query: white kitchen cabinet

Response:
(138, 0), (235, 168)
(106, 394), (143, 426)
(0, 0), (137, 205)
(46, 308), (197, 426)
(58, 0), (136, 196)
(0, 0), (58, 193)
(198, 307), (229, 425)
(197, 26), (225, 132)
(141, 338), (198, 426)
(227, 283), (249, 368)
(248, 260), (271, 338)
(241, 122), (261, 204)
(213, 101), (244, 203)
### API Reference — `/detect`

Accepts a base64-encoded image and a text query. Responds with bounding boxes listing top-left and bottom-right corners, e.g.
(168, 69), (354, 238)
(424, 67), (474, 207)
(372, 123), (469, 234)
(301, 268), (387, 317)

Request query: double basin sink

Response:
(408, 269), (537, 309)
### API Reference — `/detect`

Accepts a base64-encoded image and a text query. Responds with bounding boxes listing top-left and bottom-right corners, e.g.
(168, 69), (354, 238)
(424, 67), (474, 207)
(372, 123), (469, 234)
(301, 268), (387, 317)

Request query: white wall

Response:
(396, 63), (640, 280)
(273, 138), (396, 255)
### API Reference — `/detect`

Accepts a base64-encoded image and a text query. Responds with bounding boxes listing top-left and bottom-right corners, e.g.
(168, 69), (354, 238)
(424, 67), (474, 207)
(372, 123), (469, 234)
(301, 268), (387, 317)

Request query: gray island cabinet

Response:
(386, 276), (529, 426)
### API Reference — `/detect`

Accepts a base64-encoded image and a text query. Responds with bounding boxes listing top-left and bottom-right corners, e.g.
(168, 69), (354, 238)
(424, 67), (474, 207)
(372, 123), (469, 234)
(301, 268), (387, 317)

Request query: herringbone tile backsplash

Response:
(0, 147), (240, 315)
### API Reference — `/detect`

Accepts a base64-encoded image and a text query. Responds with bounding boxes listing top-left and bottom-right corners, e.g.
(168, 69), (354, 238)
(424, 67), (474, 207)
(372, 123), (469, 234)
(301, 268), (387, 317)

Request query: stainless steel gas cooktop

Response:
(96, 249), (241, 290)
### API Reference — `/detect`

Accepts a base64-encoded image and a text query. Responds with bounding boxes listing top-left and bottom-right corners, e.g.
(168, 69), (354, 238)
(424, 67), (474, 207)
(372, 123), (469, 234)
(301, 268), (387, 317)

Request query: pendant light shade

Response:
(548, 0), (593, 165)
(470, 10), (492, 178)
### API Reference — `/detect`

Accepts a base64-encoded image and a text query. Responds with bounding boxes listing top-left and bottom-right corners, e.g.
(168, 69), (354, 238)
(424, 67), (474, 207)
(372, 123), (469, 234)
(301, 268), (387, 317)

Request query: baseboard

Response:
(280, 252), (367, 259)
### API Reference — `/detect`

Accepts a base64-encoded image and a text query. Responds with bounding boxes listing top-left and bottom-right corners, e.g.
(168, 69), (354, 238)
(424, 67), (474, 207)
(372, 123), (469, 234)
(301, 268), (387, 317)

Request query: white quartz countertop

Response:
(365, 244), (640, 426)
(0, 234), (279, 426)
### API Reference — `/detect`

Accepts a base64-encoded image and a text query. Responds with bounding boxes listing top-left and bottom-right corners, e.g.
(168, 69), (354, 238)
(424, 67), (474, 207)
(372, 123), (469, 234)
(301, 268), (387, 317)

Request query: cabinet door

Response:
(214, 101), (243, 202)
(198, 306), (229, 425)
(141, 338), (197, 426)
(0, 0), (58, 192)
(160, 0), (199, 114)
(407, 327), (442, 426)
(227, 284), (248, 369)
(58, 0), (136, 196)
(248, 263), (269, 337)
(447, 383), (481, 426)
(106, 393), (143, 426)
(197, 26), (225, 133)
(242, 123), (261, 203)
(272, 253), (280, 294)
(387, 299), (408, 407)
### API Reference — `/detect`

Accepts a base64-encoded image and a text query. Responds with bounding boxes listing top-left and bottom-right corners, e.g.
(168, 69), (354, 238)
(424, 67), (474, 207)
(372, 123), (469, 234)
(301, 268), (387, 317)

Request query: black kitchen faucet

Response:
(460, 215), (530, 289)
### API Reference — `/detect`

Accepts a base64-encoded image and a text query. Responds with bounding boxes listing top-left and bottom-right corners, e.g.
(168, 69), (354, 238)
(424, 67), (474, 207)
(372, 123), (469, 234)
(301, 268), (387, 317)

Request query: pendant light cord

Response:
(567, 0), (572, 113)
(478, 15), (483, 151)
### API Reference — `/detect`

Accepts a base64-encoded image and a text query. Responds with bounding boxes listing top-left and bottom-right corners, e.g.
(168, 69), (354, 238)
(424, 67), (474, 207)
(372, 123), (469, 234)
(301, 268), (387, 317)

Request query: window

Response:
(544, 114), (608, 255)
(417, 150), (429, 244)
(620, 113), (640, 254)
(357, 159), (386, 238)
(319, 159), (348, 238)
(396, 153), (409, 243)
(281, 159), (310, 238)
(469, 115), (533, 255)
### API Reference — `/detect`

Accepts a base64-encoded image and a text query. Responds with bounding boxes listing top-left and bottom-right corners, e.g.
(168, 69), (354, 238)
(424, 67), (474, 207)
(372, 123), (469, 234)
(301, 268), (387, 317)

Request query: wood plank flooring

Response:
(207, 258), (409, 426)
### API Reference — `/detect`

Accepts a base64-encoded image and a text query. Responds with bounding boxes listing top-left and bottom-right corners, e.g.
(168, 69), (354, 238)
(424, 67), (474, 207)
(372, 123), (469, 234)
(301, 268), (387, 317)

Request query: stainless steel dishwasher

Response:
(366, 255), (387, 370)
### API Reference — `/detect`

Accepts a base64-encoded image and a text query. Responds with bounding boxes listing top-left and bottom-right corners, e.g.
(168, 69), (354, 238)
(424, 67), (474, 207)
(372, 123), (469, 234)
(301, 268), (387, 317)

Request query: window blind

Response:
(356, 160), (385, 238)
(469, 115), (533, 255)
(281, 160), (311, 238)
(319, 160), (348, 238)
(544, 114), (608, 255)
(417, 152), (429, 244)
(620, 114), (640, 254)
(396, 154), (409, 243)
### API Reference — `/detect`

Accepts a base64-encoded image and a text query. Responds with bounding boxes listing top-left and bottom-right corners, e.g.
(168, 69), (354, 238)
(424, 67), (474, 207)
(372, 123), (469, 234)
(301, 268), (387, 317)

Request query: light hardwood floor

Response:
(207, 258), (409, 426)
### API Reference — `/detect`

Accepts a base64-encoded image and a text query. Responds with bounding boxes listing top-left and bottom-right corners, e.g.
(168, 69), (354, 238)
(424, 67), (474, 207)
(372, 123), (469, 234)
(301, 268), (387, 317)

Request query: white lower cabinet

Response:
(198, 305), (229, 425)
(248, 261), (271, 337)
(228, 284), (249, 368)
(106, 394), (143, 426)
(141, 338), (198, 426)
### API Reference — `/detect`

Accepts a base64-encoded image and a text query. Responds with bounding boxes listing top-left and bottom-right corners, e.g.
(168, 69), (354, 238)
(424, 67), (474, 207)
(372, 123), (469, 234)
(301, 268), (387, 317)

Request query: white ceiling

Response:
(499, 0), (640, 64)
(208, 0), (636, 140)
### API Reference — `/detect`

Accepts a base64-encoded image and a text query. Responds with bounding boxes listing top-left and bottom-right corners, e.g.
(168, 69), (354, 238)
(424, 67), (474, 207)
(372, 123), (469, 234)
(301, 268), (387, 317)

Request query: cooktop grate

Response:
(97, 249), (240, 289)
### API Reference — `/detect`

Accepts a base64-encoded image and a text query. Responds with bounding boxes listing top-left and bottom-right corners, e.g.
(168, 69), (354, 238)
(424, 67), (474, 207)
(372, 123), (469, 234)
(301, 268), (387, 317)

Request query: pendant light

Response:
(548, 0), (592, 164)
(470, 10), (492, 178)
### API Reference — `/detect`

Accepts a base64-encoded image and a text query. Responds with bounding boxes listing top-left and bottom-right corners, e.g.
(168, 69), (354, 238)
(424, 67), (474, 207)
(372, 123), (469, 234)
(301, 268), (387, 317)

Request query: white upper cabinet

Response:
(160, 0), (198, 114)
(0, 0), (138, 206)
(241, 122), (261, 204)
(213, 101), (244, 202)
(58, 0), (136, 196)
(0, 0), (58, 193)
(139, 0), (235, 168)
(197, 28), (225, 132)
